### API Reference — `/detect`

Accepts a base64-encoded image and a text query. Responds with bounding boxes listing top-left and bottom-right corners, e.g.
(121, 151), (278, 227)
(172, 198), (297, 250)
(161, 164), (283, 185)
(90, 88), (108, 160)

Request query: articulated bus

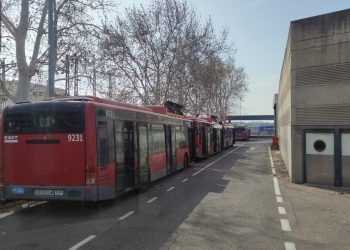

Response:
(0, 96), (190, 201)
(187, 117), (235, 162)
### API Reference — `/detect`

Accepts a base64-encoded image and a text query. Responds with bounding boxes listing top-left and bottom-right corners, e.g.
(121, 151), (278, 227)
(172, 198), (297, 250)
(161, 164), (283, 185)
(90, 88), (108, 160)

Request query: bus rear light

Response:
(86, 177), (96, 185)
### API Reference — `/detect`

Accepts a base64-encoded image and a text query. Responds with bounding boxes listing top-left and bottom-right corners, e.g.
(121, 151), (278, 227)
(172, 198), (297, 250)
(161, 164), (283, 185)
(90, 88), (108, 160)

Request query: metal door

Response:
(341, 133), (350, 187)
(305, 132), (334, 186)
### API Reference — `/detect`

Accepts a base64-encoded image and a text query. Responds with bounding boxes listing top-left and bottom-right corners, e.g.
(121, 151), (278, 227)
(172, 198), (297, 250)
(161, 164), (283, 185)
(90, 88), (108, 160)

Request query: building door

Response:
(305, 132), (334, 186)
(341, 133), (350, 187)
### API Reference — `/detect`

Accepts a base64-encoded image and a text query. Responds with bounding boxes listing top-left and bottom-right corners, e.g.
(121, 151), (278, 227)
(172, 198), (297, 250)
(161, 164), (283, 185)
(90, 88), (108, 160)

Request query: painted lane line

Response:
(147, 197), (158, 204)
(21, 203), (29, 208)
(280, 219), (292, 231)
(29, 201), (47, 208)
(210, 168), (223, 173)
(284, 242), (296, 250)
(273, 177), (281, 196)
(166, 186), (175, 192)
(216, 184), (226, 187)
(69, 235), (96, 250)
(278, 206), (286, 215)
(0, 211), (14, 220)
(118, 211), (135, 221)
(192, 145), (246, 176)
(272, 167), (276, 175)
(276, 196), (283, 203)
(268, 147), (275, 168)
(182, 178), (189, 183)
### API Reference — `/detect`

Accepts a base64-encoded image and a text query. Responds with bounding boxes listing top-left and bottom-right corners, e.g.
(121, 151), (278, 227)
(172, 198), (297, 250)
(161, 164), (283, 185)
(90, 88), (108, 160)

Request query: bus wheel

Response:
(184, 154), (189, 168)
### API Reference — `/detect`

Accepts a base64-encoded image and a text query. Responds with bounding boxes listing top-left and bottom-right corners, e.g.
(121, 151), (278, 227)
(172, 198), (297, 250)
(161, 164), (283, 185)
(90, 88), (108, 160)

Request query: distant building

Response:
(277, 9), (350, 187)
(0, 81), (65, 109)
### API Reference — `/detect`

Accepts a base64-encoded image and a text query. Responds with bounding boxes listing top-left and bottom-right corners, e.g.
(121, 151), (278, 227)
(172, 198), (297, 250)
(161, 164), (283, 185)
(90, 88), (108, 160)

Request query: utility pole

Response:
(1, 59), (4, 81)
(0, 0), (2, 52)
(47, 0), (55, 97)
(74, 54), (78, 96)
(65, 54), (70, 96)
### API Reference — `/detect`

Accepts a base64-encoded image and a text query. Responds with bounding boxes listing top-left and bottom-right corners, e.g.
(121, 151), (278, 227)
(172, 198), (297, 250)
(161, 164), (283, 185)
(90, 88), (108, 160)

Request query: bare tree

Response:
(101, 0), (216, 104)
(0, 0), (113, 103)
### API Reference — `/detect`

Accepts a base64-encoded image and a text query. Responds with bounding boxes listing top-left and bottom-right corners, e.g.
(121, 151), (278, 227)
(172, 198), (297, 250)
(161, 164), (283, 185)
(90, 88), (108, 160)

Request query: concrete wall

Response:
(277, 30), (293, 178)
(291, 9), (350, 126)
(278, 9), (350, 184)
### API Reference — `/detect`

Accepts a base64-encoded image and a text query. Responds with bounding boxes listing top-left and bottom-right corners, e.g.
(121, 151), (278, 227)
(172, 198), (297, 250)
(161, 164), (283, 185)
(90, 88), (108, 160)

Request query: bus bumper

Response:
(0, 185), (4, 201)
(3, 185), (99, 202)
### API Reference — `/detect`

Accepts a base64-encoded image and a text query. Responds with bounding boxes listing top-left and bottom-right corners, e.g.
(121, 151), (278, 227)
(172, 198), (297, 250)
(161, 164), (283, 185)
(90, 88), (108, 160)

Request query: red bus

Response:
(0, 96), (190, 201)
(234, 126), (250, 141)
(186, 116), (234, 161)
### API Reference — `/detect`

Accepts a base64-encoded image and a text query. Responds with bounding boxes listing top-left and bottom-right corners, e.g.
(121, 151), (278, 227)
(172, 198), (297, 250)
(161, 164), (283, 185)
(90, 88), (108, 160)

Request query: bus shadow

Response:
(1, 145), (275, 249)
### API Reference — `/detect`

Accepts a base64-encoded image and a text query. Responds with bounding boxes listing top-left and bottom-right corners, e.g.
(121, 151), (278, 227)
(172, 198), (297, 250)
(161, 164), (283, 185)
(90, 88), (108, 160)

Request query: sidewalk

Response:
(270, 149), (350, 250)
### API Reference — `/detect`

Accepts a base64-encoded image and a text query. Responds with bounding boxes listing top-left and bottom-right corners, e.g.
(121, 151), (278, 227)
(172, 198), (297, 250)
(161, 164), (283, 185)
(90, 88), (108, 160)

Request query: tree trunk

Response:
(15, 73), (31, 102)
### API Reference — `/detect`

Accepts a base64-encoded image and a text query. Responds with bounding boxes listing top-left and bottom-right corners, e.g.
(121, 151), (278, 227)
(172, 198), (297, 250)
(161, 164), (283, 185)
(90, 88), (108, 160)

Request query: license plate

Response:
(33, 189), (64, 196)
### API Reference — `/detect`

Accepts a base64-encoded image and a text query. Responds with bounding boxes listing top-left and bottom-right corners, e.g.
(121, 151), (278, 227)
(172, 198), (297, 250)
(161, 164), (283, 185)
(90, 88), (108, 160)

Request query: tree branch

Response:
(0, 11), (17, 36)
(29, 2), (48, 76)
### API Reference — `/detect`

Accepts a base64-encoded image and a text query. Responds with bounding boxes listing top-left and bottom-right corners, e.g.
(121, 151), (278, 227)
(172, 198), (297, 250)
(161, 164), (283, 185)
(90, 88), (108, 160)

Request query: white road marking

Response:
(276, 196), (283, 203)
(250, 147), (255, 151)
(0, 211), (14, 220)
(166, 186), (175, 192)
(182, 178), (189, 183)
(21, 203), (29, 208)
(69, 235), (96, 250)
(285, 242), (296, 250)
(273, 177), (281, 196)
(268, 147), (275, 168)
(29, 201), (47, 208)
(192, 145), (245, 176)
(118, 211), (135, 220)
(147, 197), (158, 204)
(278, 206), (286, 215)
(272, 167), (276, 175)
(280, 219), (292, 231)
(210, 168), (223, 173)
(216, 184), (226, 187)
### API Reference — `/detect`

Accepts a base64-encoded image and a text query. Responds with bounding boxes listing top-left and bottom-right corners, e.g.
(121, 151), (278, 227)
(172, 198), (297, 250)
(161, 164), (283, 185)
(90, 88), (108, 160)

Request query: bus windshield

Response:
(4, 102), (85, 134)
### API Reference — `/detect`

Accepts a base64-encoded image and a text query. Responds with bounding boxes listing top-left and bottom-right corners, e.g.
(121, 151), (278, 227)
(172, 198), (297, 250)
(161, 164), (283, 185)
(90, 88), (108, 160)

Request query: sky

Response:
(121, 0), (350, 115)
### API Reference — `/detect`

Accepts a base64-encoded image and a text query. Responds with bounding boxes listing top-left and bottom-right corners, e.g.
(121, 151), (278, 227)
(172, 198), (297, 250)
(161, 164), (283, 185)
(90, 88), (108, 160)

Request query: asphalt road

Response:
(0, 138), (328, 250)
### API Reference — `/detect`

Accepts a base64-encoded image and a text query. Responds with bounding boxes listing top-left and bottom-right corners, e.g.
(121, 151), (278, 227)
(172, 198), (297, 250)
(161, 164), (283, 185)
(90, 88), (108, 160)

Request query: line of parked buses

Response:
(0, 96), (249, 202)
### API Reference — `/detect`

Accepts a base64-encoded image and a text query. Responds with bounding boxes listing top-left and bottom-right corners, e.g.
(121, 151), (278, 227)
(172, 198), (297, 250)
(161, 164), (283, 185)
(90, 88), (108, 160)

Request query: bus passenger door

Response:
(188, 128), (195, 162)
(137, 124), (150, 187)
(201, 126), (207, 157)
(124, 122), (135, 190)
(165, 125), (176, 173)
(115, 121), (135, 192)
